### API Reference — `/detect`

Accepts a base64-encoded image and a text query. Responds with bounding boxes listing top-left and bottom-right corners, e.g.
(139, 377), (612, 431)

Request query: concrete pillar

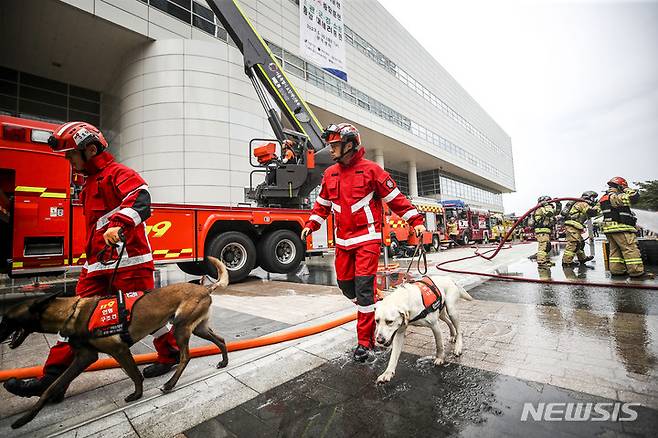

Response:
(374, 149), (385, 168)
(408, 160), (418, 197)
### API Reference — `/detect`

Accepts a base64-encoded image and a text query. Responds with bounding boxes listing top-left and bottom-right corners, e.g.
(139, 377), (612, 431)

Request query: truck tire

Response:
(257, 229), (305, 274)
(462, 233), (470, 246)
(432, 235), (441, 252)
(177, 261), (207, 276)
(206, 231), (256, 283)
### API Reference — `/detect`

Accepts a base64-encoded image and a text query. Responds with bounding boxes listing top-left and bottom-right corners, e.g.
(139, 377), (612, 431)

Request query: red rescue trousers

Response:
(335, 242), (380, 349)
(42, 269), (179, 377)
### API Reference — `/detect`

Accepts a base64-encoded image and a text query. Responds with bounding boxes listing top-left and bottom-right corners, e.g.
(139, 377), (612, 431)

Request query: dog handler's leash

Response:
(404, 239), (428, 279)
(97, 228), (132, 343)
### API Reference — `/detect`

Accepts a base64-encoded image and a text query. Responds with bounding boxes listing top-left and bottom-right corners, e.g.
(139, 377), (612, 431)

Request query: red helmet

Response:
(321, 123), (361, 146)
(607, 176), (628, 189)
(47, 121), (108, 153)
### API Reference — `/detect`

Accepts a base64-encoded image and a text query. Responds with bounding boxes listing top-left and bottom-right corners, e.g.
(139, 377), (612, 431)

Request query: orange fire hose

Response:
(0, 313), (356, 382)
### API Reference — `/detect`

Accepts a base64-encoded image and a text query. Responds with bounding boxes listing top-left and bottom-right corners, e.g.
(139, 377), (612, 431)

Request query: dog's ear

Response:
(401, 310), (410, 326)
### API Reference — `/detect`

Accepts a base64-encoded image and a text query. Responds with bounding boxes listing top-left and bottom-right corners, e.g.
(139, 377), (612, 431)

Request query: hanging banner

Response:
(300, 0), (347, 81)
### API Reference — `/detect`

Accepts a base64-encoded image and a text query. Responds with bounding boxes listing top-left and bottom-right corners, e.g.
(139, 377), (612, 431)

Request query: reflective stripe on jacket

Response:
(305, 147), (423, 249)
(80, 152), (154, 276)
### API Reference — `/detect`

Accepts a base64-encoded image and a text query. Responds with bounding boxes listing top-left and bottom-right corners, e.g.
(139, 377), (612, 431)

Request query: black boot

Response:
(143, 361), (178, 378)
(579, 256), (594, 264)
(3, 375), (65, 403)
(353, 345), (371, 363)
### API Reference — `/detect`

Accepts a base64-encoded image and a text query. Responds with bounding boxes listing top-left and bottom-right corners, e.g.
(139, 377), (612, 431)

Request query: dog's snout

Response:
(375, 335), (391, 347)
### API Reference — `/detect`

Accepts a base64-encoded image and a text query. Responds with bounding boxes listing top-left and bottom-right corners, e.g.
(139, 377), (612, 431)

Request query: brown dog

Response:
(0, 257), (229, 429)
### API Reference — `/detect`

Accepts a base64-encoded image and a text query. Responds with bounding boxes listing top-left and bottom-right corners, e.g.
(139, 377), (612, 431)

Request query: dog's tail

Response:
(205, 257), (229, 292)
(456, 281), (473, 301)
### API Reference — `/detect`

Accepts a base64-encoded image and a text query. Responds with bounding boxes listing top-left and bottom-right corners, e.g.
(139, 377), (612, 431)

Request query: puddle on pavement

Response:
(186, 353), (658, 438)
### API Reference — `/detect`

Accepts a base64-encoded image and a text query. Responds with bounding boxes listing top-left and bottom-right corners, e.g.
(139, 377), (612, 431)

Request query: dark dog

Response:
(0, 257), (229, 429)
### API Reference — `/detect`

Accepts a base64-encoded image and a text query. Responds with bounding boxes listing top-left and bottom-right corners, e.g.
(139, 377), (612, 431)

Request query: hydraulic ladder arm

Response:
(205, 0), (332, 207)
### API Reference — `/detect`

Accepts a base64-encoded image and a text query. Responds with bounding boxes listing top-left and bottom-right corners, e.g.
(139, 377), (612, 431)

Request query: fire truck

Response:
(383, 197), (447, 257)
(0, 115), (336, 282)
(0, 0), (337, 283)
(440, 200), (491, 244)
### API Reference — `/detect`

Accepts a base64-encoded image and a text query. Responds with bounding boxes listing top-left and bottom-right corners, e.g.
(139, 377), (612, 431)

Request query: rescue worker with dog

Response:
(4, 122), (179, 400)
(533, 195), (561, 267)
(301, 123), (425, 362)
(561, 191), (601, 266)
(599, 177), (651, 279)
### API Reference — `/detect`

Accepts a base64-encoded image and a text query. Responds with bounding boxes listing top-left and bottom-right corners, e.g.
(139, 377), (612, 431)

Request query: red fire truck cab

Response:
(440, 200), (491, 245)
(0, 115), (332, 283)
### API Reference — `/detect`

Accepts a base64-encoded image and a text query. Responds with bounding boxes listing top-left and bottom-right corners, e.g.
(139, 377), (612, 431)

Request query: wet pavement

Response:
(186, 353), (658, 438)
(3, 239), (658, 437)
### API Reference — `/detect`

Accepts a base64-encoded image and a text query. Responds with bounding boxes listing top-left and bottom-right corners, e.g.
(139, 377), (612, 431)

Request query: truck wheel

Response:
(483, 233), (489, 244)
(432, 235), (440, 252)
(206, 231), (256, 282)
(177, 261), (206, 276)
(462, 233), (470, 246)
(389, 236), (400, 257)
(257, 229), (305, 274)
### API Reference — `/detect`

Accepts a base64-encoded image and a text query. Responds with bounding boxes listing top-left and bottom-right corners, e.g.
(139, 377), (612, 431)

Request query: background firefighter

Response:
(599, 177), (648, 278)
(447, 216), (459, 247)
(301, 123), (425, 362)
(4, 122), (179, 401)
(533, 195), (561, 267)
(561, 191), (601, 266)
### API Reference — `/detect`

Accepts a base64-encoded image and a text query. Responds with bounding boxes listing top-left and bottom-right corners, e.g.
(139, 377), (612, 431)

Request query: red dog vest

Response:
(87, 291), (144, 338)
(410, 277), (444, 322)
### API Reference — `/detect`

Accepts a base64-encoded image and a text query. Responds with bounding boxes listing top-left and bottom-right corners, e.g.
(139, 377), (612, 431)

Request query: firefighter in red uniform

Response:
(4, 122), (179, 400)
(302, 123), (425, 362)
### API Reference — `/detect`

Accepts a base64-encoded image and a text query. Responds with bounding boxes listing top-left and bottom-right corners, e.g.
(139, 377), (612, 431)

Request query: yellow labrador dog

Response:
(374, 276), (473, 384)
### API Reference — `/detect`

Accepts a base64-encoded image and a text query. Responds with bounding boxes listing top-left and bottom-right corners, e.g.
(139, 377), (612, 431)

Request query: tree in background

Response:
(634, 180), (658, 211)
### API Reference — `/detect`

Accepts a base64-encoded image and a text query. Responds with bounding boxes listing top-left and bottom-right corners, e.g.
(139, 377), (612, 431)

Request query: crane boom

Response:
(205, 0), (333, 207)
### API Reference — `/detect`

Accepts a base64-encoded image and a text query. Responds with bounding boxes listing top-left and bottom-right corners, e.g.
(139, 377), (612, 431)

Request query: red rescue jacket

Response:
(80, 151), (154, 277)
(305, 147), (423, 249)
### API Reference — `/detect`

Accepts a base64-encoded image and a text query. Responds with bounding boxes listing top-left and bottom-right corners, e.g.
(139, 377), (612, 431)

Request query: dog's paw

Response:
(453, 340), (463, 356)
(124, 392), (142, 402)
(376, 371), (394, 384)
(216, 360), (228, 369)
(433, 356), (445, 366)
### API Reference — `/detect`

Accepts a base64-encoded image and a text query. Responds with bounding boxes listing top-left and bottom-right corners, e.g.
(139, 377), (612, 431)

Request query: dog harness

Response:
(409, 277), (444, 323)
(87, 291), (144, 343)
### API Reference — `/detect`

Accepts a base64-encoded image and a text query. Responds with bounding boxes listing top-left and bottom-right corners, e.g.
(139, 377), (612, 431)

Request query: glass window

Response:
(284, 53), (305, 69)
(19, 85), (67, 107)
(284, 63), (304, 79)
(70, 85), (99, 101)
(192, 1), (213, 21)
(193, 15), (215, 35)
(151, 0), (191, 24)
(0, 80), (18, 97)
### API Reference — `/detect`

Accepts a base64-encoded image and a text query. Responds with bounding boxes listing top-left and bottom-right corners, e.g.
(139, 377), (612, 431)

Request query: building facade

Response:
(1, 0), (514, 211)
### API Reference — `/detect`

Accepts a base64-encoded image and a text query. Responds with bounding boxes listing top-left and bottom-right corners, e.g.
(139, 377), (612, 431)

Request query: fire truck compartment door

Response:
(312, 219), (328, 249)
